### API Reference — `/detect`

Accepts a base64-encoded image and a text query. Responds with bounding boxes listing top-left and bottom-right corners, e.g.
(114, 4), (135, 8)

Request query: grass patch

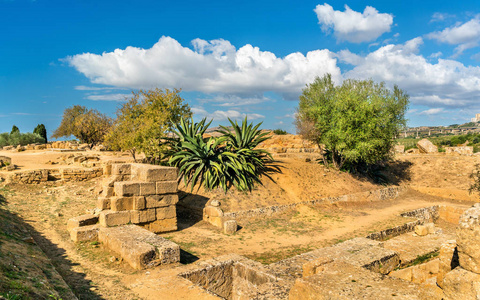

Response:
(398, 250), (439, 269)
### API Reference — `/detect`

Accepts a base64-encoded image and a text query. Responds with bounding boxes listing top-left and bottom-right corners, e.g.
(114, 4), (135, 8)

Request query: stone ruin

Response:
(67, 163), (181, 269)
(417, 138), (438, 153)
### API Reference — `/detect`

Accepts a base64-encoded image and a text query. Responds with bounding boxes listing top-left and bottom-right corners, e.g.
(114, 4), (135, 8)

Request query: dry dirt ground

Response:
(0, 149), (478, 299)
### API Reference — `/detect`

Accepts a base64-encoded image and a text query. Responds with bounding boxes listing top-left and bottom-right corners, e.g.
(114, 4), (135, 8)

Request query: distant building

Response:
(471, 113), (480, 123)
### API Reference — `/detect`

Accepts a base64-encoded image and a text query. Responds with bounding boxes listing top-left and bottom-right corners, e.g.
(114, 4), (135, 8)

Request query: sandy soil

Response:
(0, 150), (479, 299)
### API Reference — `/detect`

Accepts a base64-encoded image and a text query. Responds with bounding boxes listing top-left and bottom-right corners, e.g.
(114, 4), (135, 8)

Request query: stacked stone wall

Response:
(61, 167), (103, 181)
(6, 170), (48, 184)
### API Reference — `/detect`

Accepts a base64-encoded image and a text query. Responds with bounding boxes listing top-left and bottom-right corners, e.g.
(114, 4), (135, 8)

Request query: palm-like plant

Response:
(166, 117), (277, 192)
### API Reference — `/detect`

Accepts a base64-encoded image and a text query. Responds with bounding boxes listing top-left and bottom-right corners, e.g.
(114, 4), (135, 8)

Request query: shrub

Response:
(0, 132), (45, 147)
(33, 124), (47, 143)
(166, 117), (276, 192)
(273, 129), (287, 135)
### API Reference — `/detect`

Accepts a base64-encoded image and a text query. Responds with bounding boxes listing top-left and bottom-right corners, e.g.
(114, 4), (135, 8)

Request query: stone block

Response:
(97, 197), (111, 210)
(145, 194), (178, 208)
(437, 240), (459, 288)
(139, 182), (156, 195)
(204, 205), (223, 218)
(114, 181), (140, 197)
(99, 210), (131, 227)
(457, 205), (480, 274)
(101, 186), (114, 197)
(111, 163), (131, 175)
(302, 257), (334, 277)
(67, 214), (98, 231)
(110, 197), (134, 211)
(156, 206), (176, 220)
(207, 216), (224, 228)
(417, 138), (438, 153)
(415, 225), (428, 236)
(147, 218), (177, 233)
(439, 206), (466, 224)
(131, 164), (177, 182)
(425, 222), (436, 234)
(103, 164), (112, 176)
(133, 196), (146, 210)
(443, 267), (480, 300)
(131, 209), (156, 224)
(223, 220), (237, 234)
(389, 267), (412, 281)
(156, 181), (178, 194)
(70, 225), (99, 242)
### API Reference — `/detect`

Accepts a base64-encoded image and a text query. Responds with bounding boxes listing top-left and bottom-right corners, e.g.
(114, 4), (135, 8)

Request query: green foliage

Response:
(295, 74), (409, 171)
(106, 88), (191, 161)
(166, 117), (276, 192)
(52, 105), (112, 148)
(273, 129), (287, 135)
(0, 132), (45, 147)
(33, 124), (47, 143)
(470, 164), (480, 195)
(10, 125), (19, 135)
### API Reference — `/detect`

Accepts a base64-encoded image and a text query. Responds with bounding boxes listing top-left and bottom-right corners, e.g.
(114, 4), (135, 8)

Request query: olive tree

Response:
(295, 74), (409, 171)
(105, 88), (191, 162)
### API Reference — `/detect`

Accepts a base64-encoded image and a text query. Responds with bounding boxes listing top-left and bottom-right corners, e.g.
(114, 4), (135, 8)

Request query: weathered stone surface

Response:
(114, 181), (141, 197)
(146, 218), (177, 233)
(99, 210), (131, 227)
(98, 225), (180, 269)
(111, 163), (131, 175)
(439, 205), (467, 224)
(70, 225), (99, 242)
(391, 259), (440, 284)
(443, 267), (480, 300)
(130, 209), (156, 224)
(97, 197), (111, 210)
(101, 186), (114, 197)
(425, 222), (436, 234)
(0, 155), (11, 166)
(445, 146), (473, 155)
(417, 138), (438, 153)
(155, 181), (178, 194)
(131, 164), (177, 182)
(156, 206), (176, 220)
(223, 220), (237, 234)
(457, 204), (480, 274)
(145, 194), (178, 208)
(437, 240), (459, 288)
(133, 196), (146, 210)
(394, 145), (405, 153)
(207, 216), (224, 229)
(204, 205), (224, 217)
(139, 182), (156, 195)
(289, 261), (443, 300)
(415, 225), (428, 236)
(110, 197), (134, 211)
(67, 214), (98, 230)
(210, 200), (221, 207)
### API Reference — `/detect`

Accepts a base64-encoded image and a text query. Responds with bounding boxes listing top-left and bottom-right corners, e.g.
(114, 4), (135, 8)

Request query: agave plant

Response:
(166, 117), (278, 192)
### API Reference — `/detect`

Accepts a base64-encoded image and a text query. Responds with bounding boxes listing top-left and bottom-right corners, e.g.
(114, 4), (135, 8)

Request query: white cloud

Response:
(86, 93), (130, 101)
(427, 17), (480, 56)
(430, 12), (456, 23)
(341, 38), (480, 109)
(66, 36), (341, 99)
(197, 94), (273, 107)
(314, 3), (393, 43)
(418, 108), (445, 115)
(75, 85), (127, 91)
(429, 52), (443, 59)
(472, 53), (480, 61)
(192, 107), (264, 121)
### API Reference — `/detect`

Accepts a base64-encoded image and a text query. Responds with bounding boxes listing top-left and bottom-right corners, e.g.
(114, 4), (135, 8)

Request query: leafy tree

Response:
(105, 88), (191, 161)
(52, 105), (113, 148)
(166, 117), (277, 192)
(10, 125), (19, 134)
(295, 74), (409, 171)
(33, 124), (47, 143)
(273, 129), (287, 135)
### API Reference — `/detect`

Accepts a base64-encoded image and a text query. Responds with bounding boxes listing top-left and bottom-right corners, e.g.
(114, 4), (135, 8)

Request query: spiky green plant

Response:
(166, 117), (277, 192)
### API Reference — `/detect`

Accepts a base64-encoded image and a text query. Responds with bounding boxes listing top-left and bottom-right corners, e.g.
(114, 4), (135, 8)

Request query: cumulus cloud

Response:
(418, 108), (445, 115)
(86, 93), (130, 101)
(197, 94), (273, 107)
(430, 12), (456, 23)
(191, 107), (264, 121)
(314, 3), (393, 43)
(427, 17), (480, 56)
(66, 36), (341, 99)
(340, 37), (480, 109)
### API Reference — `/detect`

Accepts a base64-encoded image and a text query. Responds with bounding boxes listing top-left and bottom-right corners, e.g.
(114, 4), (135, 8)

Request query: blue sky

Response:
(1, 0), (480, 136)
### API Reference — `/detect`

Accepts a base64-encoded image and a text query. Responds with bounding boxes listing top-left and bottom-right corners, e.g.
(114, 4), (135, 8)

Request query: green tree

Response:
(33, 124), (47, 143)
(106, 88), (191, 161)
(295, 74), (409, 171)
(52, 105), (113, 148)
(10, 125), (19, 134)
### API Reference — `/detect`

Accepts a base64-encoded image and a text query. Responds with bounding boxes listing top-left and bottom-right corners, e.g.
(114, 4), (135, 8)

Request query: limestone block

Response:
(415, 225), (428, 236)
(156, 181), (178, 194)
(133, 196), (146, 210)
(156, 206), (176, 220)
(302, 257), (335, 277)
(97, 197), (111, 210)
(103, 164), (112, 176)
(131, 209), (156, 224)
(443, 267), (480, 300)
(223, 220), (237, 234)
(67, 214), (98, 231)
(111, 163), (131, 175)
(70, 225), (99, 242)
(99, 210), (131, 227)
(110, 197), (134, 211)
(204, 205), (224, 218)
(139, 182), (156, 195)
(439, 205), (467, 224)
(131, 164), (177, 182)
(437, 240), (459, 288)
(207, 216), (224, 228)
(389, 267), (412, 281)
(101, 186), (114, 197)
(394, 145), (405, 153)
(425, 222), (436, 234)
(457, 205), (480, 274)
(114, 181), (141, 197)
(145, 194), (178, 208)
(417, 138), (438, 153)
(147, 218), (177, 233)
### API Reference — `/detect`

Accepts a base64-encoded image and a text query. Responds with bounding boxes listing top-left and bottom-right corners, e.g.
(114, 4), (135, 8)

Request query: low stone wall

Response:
(5, 170), (49, 184)
(400, 206), (439, 222)
(445, 146), (473, 155)
(366, 220), (422, 241)
(61, 167), (103, 181)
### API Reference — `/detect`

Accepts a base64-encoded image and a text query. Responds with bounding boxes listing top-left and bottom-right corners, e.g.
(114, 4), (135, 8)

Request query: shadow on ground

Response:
(349, 160), (413, 186)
